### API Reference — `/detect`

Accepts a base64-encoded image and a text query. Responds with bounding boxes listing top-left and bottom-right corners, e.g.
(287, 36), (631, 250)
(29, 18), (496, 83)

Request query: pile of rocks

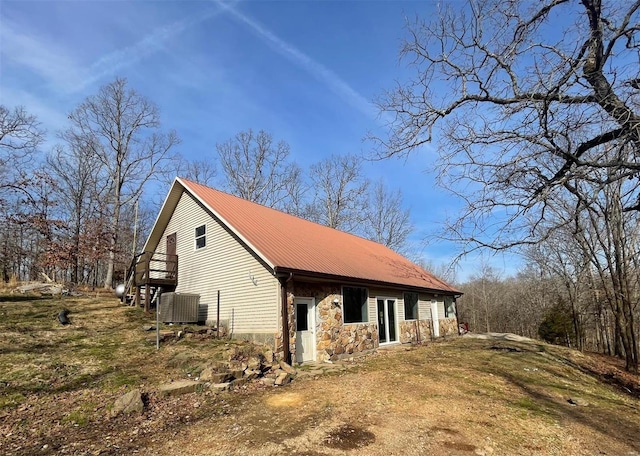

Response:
(200, 357), (297, 390)
(156, 355), (298, 399)
(113, 357), (298, 416)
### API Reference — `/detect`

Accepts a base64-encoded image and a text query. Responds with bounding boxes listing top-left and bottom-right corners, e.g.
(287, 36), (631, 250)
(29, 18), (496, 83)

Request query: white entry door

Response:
(431, 300), (440, 337)
(294, 297), (316, 363)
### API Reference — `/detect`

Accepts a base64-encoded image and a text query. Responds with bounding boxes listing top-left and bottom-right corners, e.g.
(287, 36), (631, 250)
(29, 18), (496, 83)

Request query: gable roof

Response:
(146, 177), (460, 295)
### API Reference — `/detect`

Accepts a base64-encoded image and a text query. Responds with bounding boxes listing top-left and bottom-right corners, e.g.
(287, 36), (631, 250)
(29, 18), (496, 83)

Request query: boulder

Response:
(244, 370), (259, 380)
(211, 382), (231, 392)
(230, 369), (245, 380)
(158, 380), (200, 397)
(275, 372), (291, 386)
(261, 377), (276, 386)
(112, 389), (144, 415)
(199, 368), (231, 383)
(279, 361), (297, 375)
(231, 377), (249, 388)
(567, 397), (589, 406)
(247, 356), (263, 370)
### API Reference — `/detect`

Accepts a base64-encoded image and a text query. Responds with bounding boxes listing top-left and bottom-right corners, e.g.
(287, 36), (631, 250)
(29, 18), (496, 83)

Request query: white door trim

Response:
(431, 300), (440, 338)
(294, 297), (316, 363)
(376, 296), (399, 345)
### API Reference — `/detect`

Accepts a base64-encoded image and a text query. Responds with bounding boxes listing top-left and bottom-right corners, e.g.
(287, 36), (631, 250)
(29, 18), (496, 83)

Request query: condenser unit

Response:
(159, 292), (200, 323)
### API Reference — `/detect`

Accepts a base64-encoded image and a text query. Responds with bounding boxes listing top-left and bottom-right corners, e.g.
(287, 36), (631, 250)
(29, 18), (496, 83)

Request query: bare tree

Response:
(306, 154), (369, 232)
(363, 180), (413, 253)
(47, 142), (104, 283)
(374, 0), (640, 370)
(0, 106), (42, 159)
(374, 0), (640, 248)
(573, 164), (639, 370)
(0, 106), (43, 193)
(178, 157), (217, 186)
(217, 129), (303, 209)
(66, 78), (180, 289)
(470, 261), (503, 333)
(279, 164), (309, 218)
(0, 106), (44, 282)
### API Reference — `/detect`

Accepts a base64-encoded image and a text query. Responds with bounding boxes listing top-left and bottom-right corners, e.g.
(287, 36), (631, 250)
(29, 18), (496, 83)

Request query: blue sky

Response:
(0, 0), (519, 281)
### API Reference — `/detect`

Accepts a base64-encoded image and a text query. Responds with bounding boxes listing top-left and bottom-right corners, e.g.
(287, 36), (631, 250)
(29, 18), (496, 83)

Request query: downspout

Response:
(279, 272), (293, 365)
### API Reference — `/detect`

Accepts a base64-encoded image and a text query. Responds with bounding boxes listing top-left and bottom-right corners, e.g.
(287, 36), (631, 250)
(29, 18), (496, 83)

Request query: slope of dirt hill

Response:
(0, 295), (639, 455)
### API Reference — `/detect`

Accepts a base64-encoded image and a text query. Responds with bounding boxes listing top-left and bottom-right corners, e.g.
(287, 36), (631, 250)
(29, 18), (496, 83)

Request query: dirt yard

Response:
(1, 296), (639, 455)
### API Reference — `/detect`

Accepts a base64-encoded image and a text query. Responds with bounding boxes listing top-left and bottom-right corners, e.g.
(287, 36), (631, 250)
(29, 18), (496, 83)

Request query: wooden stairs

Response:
(122, 251), (178, 312)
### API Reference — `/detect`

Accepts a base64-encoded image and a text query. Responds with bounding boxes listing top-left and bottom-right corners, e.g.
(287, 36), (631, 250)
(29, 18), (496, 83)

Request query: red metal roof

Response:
(180, 178), (460, 294)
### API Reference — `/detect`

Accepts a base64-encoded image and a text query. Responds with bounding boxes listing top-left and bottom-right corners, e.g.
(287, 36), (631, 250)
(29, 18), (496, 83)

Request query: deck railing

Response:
(122, 251), (178, 309)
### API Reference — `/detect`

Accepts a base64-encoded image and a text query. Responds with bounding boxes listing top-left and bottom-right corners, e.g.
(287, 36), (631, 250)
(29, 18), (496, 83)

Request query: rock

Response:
(247, 356), (262, 370)
(279, 361), (296, 375)
(158, 380), (200, 397)
(261, 377), (275, 386)
(275, 372), (291, 386)
(58, 309), (70, 325)
(158, 330), (176, 342)
(567, 397), (589, 406)
(244, 370), (259, 380)
(230, 369), (244, 380)
(112, 389), (144, 415)
(211, 382), (231, 392)
(199, 368), (231, 384)
(231, 377), (249, 388)
(199, 367), (214, 381)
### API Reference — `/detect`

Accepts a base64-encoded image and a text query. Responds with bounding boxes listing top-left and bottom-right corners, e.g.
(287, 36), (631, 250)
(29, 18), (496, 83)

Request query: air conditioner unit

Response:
(160, 292), (200, 323)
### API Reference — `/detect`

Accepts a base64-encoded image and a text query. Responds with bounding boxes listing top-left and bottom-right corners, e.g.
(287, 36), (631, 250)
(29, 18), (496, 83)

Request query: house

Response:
(138, 177), (462, 364)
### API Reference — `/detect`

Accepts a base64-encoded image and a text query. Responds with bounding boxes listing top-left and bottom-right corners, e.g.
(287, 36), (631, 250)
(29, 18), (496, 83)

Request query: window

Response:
(343, 286), (368, 324)
(444, 296), (455, 318)
(195, 224), (206, 249)
(296, 303), (309, 331)
(403, 292), (418, 320)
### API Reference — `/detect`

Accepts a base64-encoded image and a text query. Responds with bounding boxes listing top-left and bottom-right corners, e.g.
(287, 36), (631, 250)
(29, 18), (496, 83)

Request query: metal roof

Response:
(154, 178), (460, 294)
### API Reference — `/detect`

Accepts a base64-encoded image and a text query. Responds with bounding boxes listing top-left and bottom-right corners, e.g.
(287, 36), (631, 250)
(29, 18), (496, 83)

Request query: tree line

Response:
(0, 80), (414, 291)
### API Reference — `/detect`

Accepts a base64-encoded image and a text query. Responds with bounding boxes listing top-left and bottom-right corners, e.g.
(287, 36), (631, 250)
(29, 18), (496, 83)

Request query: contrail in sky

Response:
(214, 0), (378, 120)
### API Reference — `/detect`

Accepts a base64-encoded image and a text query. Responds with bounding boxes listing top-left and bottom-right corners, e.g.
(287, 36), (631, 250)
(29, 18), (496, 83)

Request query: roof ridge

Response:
(179, 177), (409, 254)
(178, 177), (460, 294)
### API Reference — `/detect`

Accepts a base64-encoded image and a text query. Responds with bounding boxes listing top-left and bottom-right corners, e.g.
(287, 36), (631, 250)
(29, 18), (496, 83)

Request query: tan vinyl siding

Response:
(418, 293), (449, 320)
(155, 191), (279, 333)
(368, 288), (402, 323)
(418, 293), (432, 320)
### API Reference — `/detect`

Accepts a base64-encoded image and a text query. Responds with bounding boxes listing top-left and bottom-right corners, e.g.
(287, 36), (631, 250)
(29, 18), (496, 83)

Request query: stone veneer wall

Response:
(273, 281), (459, 362)
(399, 320), (433, 343)
(289, 282), (379, 362)
(439, 318), (459, 337)
(400, 318), (459, 342)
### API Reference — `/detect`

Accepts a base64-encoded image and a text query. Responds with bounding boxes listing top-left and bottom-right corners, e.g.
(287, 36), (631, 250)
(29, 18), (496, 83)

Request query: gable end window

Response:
(195, 224), (206, 249)
(343, 286), (368, 324)
(403, 292), (418, 320)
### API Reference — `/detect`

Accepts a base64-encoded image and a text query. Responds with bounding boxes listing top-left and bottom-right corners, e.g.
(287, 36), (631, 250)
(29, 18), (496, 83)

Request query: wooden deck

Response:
(122, 251), (177, 311)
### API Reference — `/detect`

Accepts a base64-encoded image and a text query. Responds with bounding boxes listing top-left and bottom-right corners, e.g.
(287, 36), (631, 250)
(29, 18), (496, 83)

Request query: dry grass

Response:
(0, 295), (639, 455)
